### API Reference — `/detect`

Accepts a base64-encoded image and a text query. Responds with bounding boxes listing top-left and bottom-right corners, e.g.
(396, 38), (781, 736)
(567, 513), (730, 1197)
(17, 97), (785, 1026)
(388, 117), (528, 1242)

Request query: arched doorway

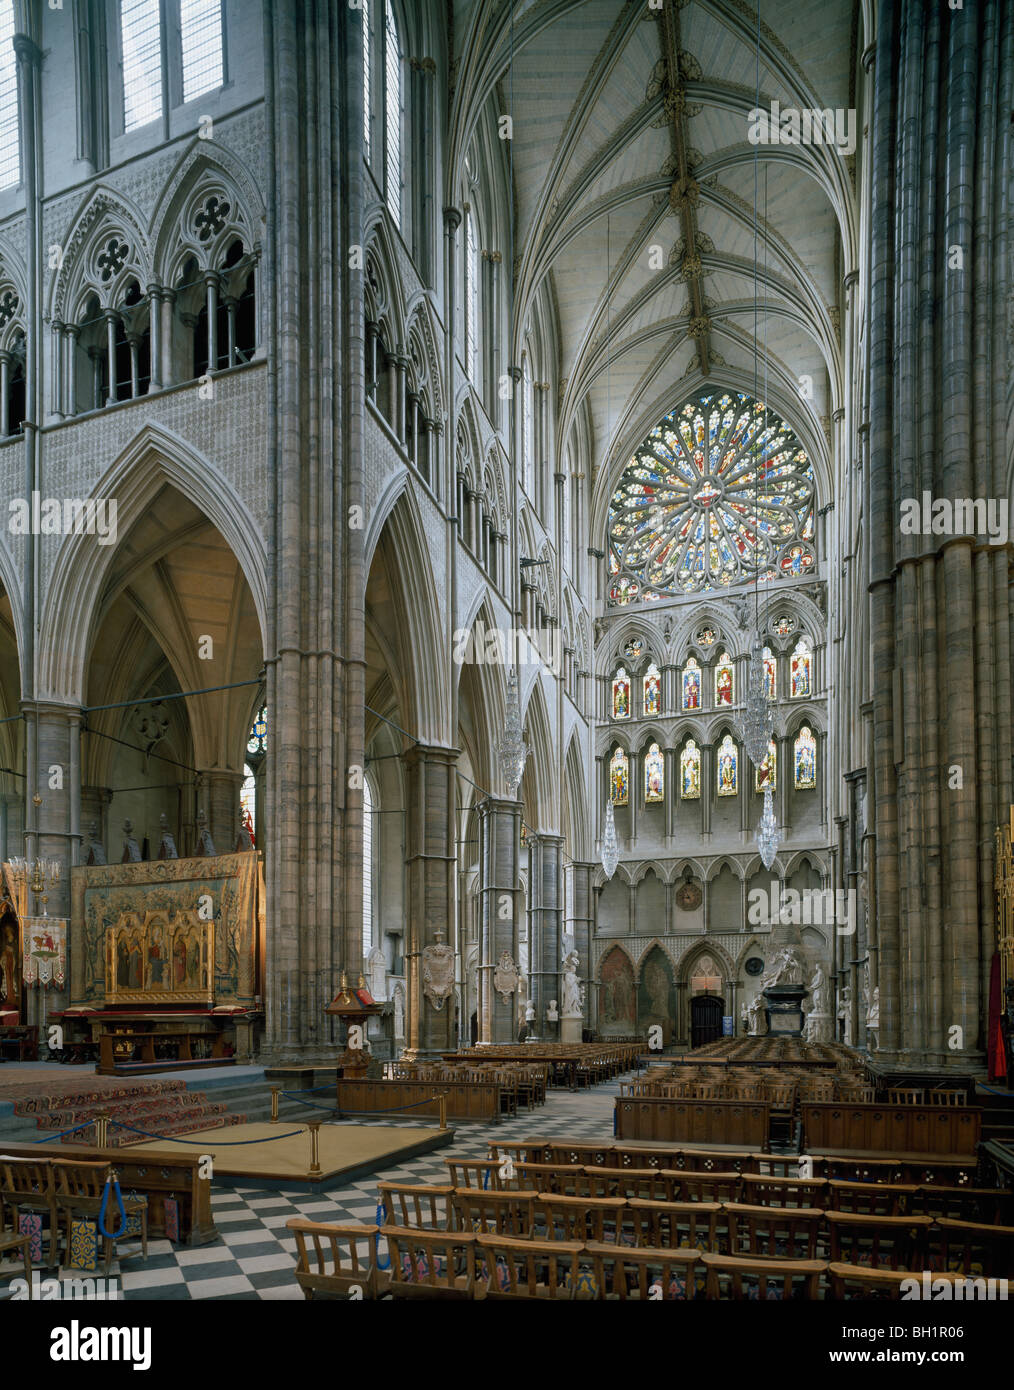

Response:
(690, 994), (724, 1048)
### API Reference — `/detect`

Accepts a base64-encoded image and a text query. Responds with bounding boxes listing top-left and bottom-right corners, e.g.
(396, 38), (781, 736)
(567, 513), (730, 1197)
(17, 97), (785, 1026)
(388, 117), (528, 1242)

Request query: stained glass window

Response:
(644, 743), (664, 803)
(717, 734), (738, 796)
(695, 625), (716, 647)
(240, 763), (256, 840)
(610, 747), (629, 805)
(0, 0), (18, 189)
(755, 739), (776, 792)
(790, 636), (812, 698)
(715, 653), (734, 706)
(611, 667), (630, 720)
(384, 0), (402, 225)
(464, 210), (478, 381)
(643, 663), (661, 717)
(682, 657), (701, 710)
(624, 638), (644, 660)
(773, 614), (795, 636)
(794, 726), (816, 789)
(762, 647), (777, 700)
(607, 390), (815, 602)
(680, 740), (700, 800)
(362, 0), (372, 162)
(247, 704), (267, 757)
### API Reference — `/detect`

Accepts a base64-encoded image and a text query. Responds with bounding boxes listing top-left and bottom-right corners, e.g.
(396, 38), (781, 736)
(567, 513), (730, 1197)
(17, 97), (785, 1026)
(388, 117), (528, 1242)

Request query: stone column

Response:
(195, 770), (245, 854)
(402, 745), (458, 1059)
(477, 796), (521, 1043)
(529, 833), (564, 1039)
(261, 0), (367, 1060)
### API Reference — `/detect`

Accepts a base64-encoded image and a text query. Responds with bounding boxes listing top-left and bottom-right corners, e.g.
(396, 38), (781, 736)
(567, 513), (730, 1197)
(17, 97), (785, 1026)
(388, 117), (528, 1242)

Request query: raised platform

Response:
(131, 1119), (456, 1192)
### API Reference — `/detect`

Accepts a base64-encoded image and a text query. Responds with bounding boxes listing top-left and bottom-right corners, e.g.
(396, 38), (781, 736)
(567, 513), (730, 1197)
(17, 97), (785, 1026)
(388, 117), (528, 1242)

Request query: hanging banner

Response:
(22, 917), (67, 987)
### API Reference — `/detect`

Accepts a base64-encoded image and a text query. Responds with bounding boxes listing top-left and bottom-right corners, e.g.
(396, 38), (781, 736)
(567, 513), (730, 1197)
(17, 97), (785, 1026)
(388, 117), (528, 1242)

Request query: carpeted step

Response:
(6, 1079), (187, 1116)
(34, 1090), (229, 1129)
(102, 1112), (249, 1148)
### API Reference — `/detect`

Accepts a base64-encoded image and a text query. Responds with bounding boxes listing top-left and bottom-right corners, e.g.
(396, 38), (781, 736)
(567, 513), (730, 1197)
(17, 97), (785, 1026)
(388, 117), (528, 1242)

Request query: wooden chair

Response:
(680, 1172), (742, 1203)
(52, 1161), (148, 1274)
(912, 1185), (1014, 1225)
(475, 1233), (585, 1299)
(536, 1194), (626, 1244)
(887, 1088), (926, 1106)
(450, 1188), (537, 1237)
(286, 1219), (385, 1299)
(825, 1180), (919, 1216)
(0, 1229), (33, 1293)
(515, 1162), (586, 1195)
(626, 1198), (721, 1253)
(385, 1227), (477, 1300)
(826, 1212), (932, 1271)
(926, 1090), (967, 1106)
(584, 1242), (703, 1300)
(723, 1203), (824, 1261)
(701, 1251), (825, 1300)
(0, 1158), (58, 1268)
(377, 1182), (453, 1230)
(740, 1175), (828, 1209)
(828, 1262), (967, 1300)
(924, 1217), (1014, 1278)
(593, 1168), (680, 1202)
(443, 1158), (503, 1190)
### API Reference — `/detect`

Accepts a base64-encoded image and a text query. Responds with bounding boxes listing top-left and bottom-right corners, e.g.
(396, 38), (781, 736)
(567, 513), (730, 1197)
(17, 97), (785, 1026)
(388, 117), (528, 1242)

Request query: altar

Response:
(60, 852), (265, 1067)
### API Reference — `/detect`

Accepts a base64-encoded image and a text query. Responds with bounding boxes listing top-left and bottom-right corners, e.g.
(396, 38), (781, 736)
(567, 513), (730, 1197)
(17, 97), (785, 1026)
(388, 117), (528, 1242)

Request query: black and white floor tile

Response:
(7, 1084), (621, 1301)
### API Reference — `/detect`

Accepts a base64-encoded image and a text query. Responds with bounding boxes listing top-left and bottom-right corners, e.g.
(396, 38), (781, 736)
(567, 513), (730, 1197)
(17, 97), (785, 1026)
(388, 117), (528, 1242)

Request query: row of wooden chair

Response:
(372, 1180), (1014, 1276)
(0, 1156), (148, 1272)
(445, 1159), (1014, 1223)
(286, 1220), (990, 1301)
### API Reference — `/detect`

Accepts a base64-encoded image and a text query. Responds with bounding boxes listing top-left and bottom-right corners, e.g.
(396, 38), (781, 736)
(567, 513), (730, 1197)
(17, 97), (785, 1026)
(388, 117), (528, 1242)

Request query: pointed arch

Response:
(150, 141), (265, 284)
(679, 938), (736, 986)
(563, 732), (588, 857)
(36, 423), (266, 703)
(50, 186), (151, 322)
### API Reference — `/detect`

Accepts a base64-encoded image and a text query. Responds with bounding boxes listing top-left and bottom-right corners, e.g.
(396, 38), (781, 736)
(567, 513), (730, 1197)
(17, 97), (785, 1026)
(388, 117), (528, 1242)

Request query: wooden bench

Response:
(584, 1242), (702, 1300)
(384, 1226), (477, 1300)
(0, 1141), (216, 1246)
(801, 1102), (982, 1158)
(336, 1078), (501, 1123)
(700, 1251), (825, 1300)
(615, 1098), (771, 1150)
(723, 1202), (824, 1260)
(377, 1182), (453, 1230)
(826, 1211), (933, 1270)
(97, 1029), (230, 1075)
(475, 1233), (585, 1298)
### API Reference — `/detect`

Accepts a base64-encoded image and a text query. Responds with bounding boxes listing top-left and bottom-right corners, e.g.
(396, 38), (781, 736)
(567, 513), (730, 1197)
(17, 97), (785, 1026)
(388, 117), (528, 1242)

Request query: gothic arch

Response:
(704, 855), (744, 885)
(563, 733), (587, 856)
(150, 139), (265, 274)
(405, 298), (445, 419)
(36, 423), (267, 704)
(363, 219), (407, 349)
(50, 186), (151, 322)
(632, 936), (677, 981)
(679, 938), (736, 986)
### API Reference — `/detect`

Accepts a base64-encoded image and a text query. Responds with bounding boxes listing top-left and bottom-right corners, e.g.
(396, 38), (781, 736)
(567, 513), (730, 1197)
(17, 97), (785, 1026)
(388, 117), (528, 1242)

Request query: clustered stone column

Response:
(477, 796), (521, 1043)
(402, 745), (458, 1058)
(866, 0), (1012, 1067)
(528, 833), (564, 1039)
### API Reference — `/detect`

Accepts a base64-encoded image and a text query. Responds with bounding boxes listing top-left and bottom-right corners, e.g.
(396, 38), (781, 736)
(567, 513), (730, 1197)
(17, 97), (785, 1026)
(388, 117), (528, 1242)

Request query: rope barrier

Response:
(107, 1119), (306, 1145)
(98, 1171), (127, 1240)
(332, 1095), (446, 1115)
(32, 1120), (100, 1144)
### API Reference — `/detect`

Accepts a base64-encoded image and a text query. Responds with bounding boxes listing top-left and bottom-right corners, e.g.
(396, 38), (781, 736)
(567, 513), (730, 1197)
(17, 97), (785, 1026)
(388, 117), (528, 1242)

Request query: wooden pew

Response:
(615, 1098), (771, 1150)
(377, 1182), (453, 1230)
(286, 1219), (387, 1299)
(584, 1243), (702, 1300)
(384, 1227), (477, 1300)
(336, 1078), (501, 1123)
(801, 1102), (982, 1158)
(475, 1233), (585, 1299)
(0, 1141), (216, 1246)
(701, 1251), (825, 1300)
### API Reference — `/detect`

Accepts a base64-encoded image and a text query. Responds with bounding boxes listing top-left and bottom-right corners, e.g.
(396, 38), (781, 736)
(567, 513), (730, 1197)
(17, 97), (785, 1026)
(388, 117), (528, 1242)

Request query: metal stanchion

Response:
(270, 1087), (280, 1123)
(95, 1111), (110, 1149)
(308, 1121), (322, 1176)
(438, 1095), (447, 1131)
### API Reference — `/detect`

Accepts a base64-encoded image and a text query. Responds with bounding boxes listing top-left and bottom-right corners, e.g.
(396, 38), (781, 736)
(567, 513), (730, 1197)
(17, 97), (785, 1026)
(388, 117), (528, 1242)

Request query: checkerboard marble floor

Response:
(46, 1083), (622, 1301)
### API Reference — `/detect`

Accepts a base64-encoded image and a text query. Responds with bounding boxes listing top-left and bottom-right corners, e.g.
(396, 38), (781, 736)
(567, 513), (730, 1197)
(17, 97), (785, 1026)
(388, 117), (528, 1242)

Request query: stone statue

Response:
(194, 809), (216, 857)
(561, 950), (583, 1015)
(157, 812), (178, 860)
(808, 963), (827, 1015)
(866, 985), (880, 1032)
(393, 984), (405, 1039)
(740, 1002), (749, 1033)
(86, 820), (106, 866)
(761, 947), (804, 990)
(747, 993), (766, 1036)
(546, 998), (559, 1022)
(121, 819), (141, 864)
(367, 946), (387, 1002)
(525, 998), (535, 1023)
(838, 985), (854, 1047)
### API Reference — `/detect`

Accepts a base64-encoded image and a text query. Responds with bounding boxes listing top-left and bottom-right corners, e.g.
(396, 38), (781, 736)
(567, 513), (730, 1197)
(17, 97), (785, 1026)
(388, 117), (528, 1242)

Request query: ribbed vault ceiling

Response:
(451, 0), (857, 492)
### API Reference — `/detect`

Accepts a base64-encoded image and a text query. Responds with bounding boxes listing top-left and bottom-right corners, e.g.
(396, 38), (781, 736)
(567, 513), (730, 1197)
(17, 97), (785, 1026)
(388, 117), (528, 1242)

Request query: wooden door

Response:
(690, 995), (724, 1048)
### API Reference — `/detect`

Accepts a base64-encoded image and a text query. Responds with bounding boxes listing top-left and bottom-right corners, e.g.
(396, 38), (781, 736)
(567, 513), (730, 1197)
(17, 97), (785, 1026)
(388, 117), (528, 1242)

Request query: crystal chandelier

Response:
(497, 668), (529, 799)
(601, 799), (619, 879)
(741, 630), (773, 767)
(757, 787), (781, 869)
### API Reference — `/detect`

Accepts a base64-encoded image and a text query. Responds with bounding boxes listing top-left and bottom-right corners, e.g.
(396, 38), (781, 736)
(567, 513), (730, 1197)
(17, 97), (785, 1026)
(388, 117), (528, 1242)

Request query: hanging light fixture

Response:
(742, 630), (773, 767)
(497, 667), (529, 799)
(757, 786), (781, 869)
(601, 798), (619, 879)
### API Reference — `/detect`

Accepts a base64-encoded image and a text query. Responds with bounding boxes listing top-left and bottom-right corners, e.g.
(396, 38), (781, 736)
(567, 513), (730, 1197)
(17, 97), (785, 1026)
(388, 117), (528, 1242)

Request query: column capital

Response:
(443, 206), (462, 232)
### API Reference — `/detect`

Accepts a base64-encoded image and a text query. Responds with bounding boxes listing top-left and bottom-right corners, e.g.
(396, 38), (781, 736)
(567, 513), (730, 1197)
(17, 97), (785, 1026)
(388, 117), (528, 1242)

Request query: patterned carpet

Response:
(2, 1076), (247, 1146)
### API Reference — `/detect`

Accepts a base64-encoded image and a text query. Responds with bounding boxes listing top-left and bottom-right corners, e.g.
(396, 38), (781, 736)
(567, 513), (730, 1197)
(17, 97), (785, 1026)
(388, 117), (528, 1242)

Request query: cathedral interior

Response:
(0, 0), (1012, 1338)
